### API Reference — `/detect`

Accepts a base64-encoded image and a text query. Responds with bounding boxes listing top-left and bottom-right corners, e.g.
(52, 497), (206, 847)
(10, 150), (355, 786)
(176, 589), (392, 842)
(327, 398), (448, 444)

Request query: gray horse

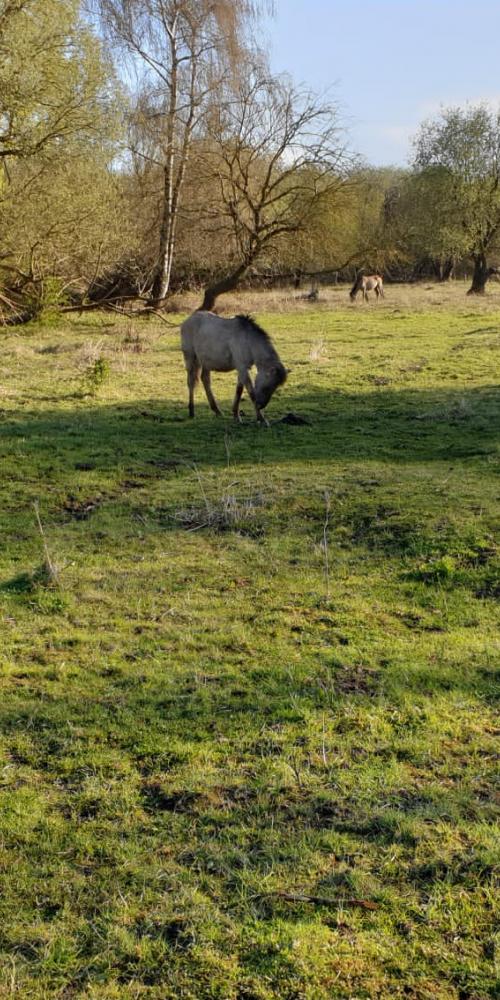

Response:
(180, 311), (287, 423)
(349, 273), (384, 301)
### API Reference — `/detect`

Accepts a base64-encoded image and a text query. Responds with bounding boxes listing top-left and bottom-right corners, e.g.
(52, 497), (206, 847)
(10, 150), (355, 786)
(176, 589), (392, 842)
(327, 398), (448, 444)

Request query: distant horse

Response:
(180, 311), (287, 423)
(349, 273), (384, 302)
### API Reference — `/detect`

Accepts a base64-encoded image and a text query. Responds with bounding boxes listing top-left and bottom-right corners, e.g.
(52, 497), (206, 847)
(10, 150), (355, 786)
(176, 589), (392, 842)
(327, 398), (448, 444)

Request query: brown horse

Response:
(180, 311), (287, 423)
(349, 273), (384, 302)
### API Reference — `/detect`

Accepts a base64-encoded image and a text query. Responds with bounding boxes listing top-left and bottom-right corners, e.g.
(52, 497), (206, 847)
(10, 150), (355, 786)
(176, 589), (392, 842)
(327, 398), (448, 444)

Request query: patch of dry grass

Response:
(169, 278), (500, 316)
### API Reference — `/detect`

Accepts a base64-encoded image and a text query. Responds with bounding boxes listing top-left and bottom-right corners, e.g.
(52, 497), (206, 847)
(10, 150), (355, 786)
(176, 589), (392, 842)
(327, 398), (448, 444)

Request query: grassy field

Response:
(0, 285), (499, 999)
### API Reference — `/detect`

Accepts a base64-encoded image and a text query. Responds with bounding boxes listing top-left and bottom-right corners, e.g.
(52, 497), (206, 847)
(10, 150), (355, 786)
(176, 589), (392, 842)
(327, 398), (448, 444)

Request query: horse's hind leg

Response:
(187, 361), (200, 418)
(201, 368), (222, 416)
(232, 380), (244, 422)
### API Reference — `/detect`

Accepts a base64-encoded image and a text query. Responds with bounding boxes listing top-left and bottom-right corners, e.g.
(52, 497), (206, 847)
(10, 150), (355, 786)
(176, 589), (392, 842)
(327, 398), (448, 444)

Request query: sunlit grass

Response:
(0, 290), (498, 998)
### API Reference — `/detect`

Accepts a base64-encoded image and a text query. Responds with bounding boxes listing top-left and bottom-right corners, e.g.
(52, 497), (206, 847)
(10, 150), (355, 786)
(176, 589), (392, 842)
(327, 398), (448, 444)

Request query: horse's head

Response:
(254, 363), (287, 409)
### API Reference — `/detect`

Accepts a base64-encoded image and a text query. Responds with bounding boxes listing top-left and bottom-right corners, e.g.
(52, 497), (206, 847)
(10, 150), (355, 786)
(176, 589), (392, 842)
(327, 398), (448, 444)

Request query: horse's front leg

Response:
(201, 368), (222, 416)
(244, 374), (268, 426)
(232, 380), (244, 422)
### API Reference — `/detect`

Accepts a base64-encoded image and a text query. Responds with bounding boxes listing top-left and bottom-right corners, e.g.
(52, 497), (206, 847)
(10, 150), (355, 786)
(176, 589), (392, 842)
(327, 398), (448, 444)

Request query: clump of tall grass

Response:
(76, 342), (111, 395)
(172, 466), (266, 534)
(309, 338), (327, 362)
(122, 324), (146, 353)
(6, 504), (68, 613)
(174, 491), (266, 534)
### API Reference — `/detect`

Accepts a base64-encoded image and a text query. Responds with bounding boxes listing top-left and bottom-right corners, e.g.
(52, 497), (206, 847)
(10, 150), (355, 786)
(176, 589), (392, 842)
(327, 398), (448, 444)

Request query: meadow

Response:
(0, 283), (498, 999)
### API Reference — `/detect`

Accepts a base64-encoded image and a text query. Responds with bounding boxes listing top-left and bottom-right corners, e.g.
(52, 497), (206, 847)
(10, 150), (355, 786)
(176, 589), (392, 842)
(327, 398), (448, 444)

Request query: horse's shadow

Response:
(1, 383), (498, 479)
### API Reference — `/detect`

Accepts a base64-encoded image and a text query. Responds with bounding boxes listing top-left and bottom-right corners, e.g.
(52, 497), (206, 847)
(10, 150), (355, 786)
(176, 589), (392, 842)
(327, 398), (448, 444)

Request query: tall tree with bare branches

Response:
(198, 72), (356, 310)
(94, 0), (271, 305)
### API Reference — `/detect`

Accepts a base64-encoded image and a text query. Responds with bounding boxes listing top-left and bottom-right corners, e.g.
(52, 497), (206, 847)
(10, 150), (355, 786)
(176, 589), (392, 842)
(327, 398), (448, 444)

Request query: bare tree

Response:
(199, 72), (356, 310)
(94, 0), (271, 305)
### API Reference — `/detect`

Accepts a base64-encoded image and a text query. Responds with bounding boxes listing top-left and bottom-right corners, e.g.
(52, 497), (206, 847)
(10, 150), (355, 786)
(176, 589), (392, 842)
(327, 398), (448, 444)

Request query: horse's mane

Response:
(235, 313), (272, 344)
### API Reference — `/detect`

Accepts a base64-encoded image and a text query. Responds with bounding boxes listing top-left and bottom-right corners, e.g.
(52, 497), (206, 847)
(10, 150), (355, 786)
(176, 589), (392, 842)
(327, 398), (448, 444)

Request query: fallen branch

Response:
(60, 298), (181, 328)
(0, 288), (36, 325)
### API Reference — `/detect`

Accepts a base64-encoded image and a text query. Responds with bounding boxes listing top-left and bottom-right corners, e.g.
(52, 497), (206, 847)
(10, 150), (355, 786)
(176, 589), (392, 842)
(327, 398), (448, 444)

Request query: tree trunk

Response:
(439, 258), (454, 282)
(467, 253), (489, 294)
(150, 206), (174, 306)
(150, 30), (179, 309)
(151, 241), (172, 305)
(200, 262), (251, 311)
(150, 132), (176, 308)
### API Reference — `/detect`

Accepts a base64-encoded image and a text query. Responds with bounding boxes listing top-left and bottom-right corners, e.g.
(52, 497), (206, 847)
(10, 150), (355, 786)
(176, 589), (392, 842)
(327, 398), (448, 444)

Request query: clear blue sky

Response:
(264, 0), (500, 166)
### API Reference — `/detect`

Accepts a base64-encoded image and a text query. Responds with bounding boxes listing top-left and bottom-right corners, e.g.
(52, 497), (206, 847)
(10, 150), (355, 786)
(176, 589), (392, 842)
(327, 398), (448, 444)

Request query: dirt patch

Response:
(62, 495), (104, 520)
(141, 781), (206, 813)
(335, 665), (379, 696)
(273, 411), (311, 425)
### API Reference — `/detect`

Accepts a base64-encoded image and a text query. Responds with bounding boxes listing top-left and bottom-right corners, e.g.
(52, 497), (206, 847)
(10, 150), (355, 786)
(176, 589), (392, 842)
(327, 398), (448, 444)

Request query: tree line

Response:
(1, 0), (500, 324)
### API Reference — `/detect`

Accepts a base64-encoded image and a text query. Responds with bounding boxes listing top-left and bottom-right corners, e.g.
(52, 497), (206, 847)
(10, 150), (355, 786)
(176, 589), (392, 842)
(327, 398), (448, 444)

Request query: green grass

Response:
(0, 297), (498, 999)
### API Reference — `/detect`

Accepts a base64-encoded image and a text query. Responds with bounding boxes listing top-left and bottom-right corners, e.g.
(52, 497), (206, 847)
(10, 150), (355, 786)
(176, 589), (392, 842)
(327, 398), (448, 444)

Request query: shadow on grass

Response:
(0, 648), (497, 856)
(1, 637), (497, 750)
(1, 384), (499, 474)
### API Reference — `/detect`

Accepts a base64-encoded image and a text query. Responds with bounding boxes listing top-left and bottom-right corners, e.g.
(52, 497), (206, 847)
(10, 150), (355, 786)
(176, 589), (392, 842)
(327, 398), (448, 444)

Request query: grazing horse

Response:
(180, 311), (287, 423)
(349, 273), (384, 302)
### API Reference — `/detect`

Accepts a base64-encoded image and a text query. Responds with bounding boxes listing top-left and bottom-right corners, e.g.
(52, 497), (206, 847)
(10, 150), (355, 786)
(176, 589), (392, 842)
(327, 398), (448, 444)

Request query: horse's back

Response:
(181, 310), (218, 354)
(181, 311), (239, 372)
(366, 275), (383, 290)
